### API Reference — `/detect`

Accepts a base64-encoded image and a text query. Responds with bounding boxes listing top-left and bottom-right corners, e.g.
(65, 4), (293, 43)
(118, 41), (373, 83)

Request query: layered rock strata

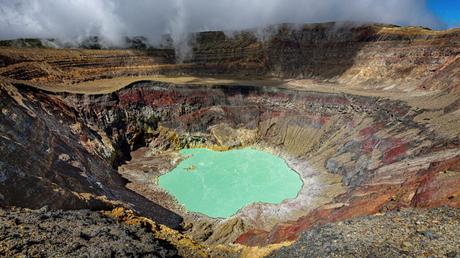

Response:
(1, 23), (459, 92)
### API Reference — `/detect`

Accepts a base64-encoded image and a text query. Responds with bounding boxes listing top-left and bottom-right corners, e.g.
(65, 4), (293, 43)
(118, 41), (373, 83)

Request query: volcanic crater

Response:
(0, 23), (459, 257)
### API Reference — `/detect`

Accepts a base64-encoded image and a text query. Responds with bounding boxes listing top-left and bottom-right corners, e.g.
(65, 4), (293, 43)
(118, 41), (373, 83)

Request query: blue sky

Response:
(428, 0), (460, 28)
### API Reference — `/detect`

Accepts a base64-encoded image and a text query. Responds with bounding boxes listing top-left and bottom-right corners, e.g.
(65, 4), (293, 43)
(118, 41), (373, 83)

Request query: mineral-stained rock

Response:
(210, 123), (256, 147)
(59, 81), (460, 245)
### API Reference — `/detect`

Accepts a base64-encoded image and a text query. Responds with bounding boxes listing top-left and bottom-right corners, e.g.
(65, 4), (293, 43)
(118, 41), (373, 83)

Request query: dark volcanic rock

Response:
(0, 207), (179, 258)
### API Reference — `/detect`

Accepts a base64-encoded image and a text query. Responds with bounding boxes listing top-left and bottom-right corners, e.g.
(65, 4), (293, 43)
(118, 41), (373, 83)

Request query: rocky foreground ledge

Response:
(0, 207), (238, 258)
(1, 206), (458, 257)
(0, 207), (180, 257)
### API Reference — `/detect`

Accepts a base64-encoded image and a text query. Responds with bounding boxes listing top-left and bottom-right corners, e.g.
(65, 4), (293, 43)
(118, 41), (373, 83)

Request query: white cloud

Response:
(0, 0), (443, 43)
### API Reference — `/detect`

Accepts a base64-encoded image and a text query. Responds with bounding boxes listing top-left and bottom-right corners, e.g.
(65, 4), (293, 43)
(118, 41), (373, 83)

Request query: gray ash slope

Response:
(268, 207), (460, 258)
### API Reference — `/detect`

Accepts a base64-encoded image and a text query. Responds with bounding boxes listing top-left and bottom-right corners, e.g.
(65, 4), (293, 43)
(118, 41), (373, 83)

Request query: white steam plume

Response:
(0, 0), (444, 58)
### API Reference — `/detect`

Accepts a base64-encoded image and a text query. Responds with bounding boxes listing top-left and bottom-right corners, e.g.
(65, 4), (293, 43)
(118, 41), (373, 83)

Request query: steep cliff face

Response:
(0, 23), (459, 252)
(0, 82), (182, 229)
(191, 24), (460, 88)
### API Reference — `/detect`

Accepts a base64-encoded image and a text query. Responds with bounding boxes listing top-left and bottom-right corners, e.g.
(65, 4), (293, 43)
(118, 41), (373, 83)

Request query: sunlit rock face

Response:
(0, 23), (459, 247)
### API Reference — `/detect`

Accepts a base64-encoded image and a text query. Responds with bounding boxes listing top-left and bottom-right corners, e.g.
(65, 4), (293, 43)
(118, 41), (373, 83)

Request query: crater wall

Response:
(0, 22), (459, 248)
(61, 81), (460, 244)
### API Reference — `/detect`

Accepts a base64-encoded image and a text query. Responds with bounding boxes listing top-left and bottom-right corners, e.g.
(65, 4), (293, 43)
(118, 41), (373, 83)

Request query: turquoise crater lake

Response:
(158, 148), (303, 218)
